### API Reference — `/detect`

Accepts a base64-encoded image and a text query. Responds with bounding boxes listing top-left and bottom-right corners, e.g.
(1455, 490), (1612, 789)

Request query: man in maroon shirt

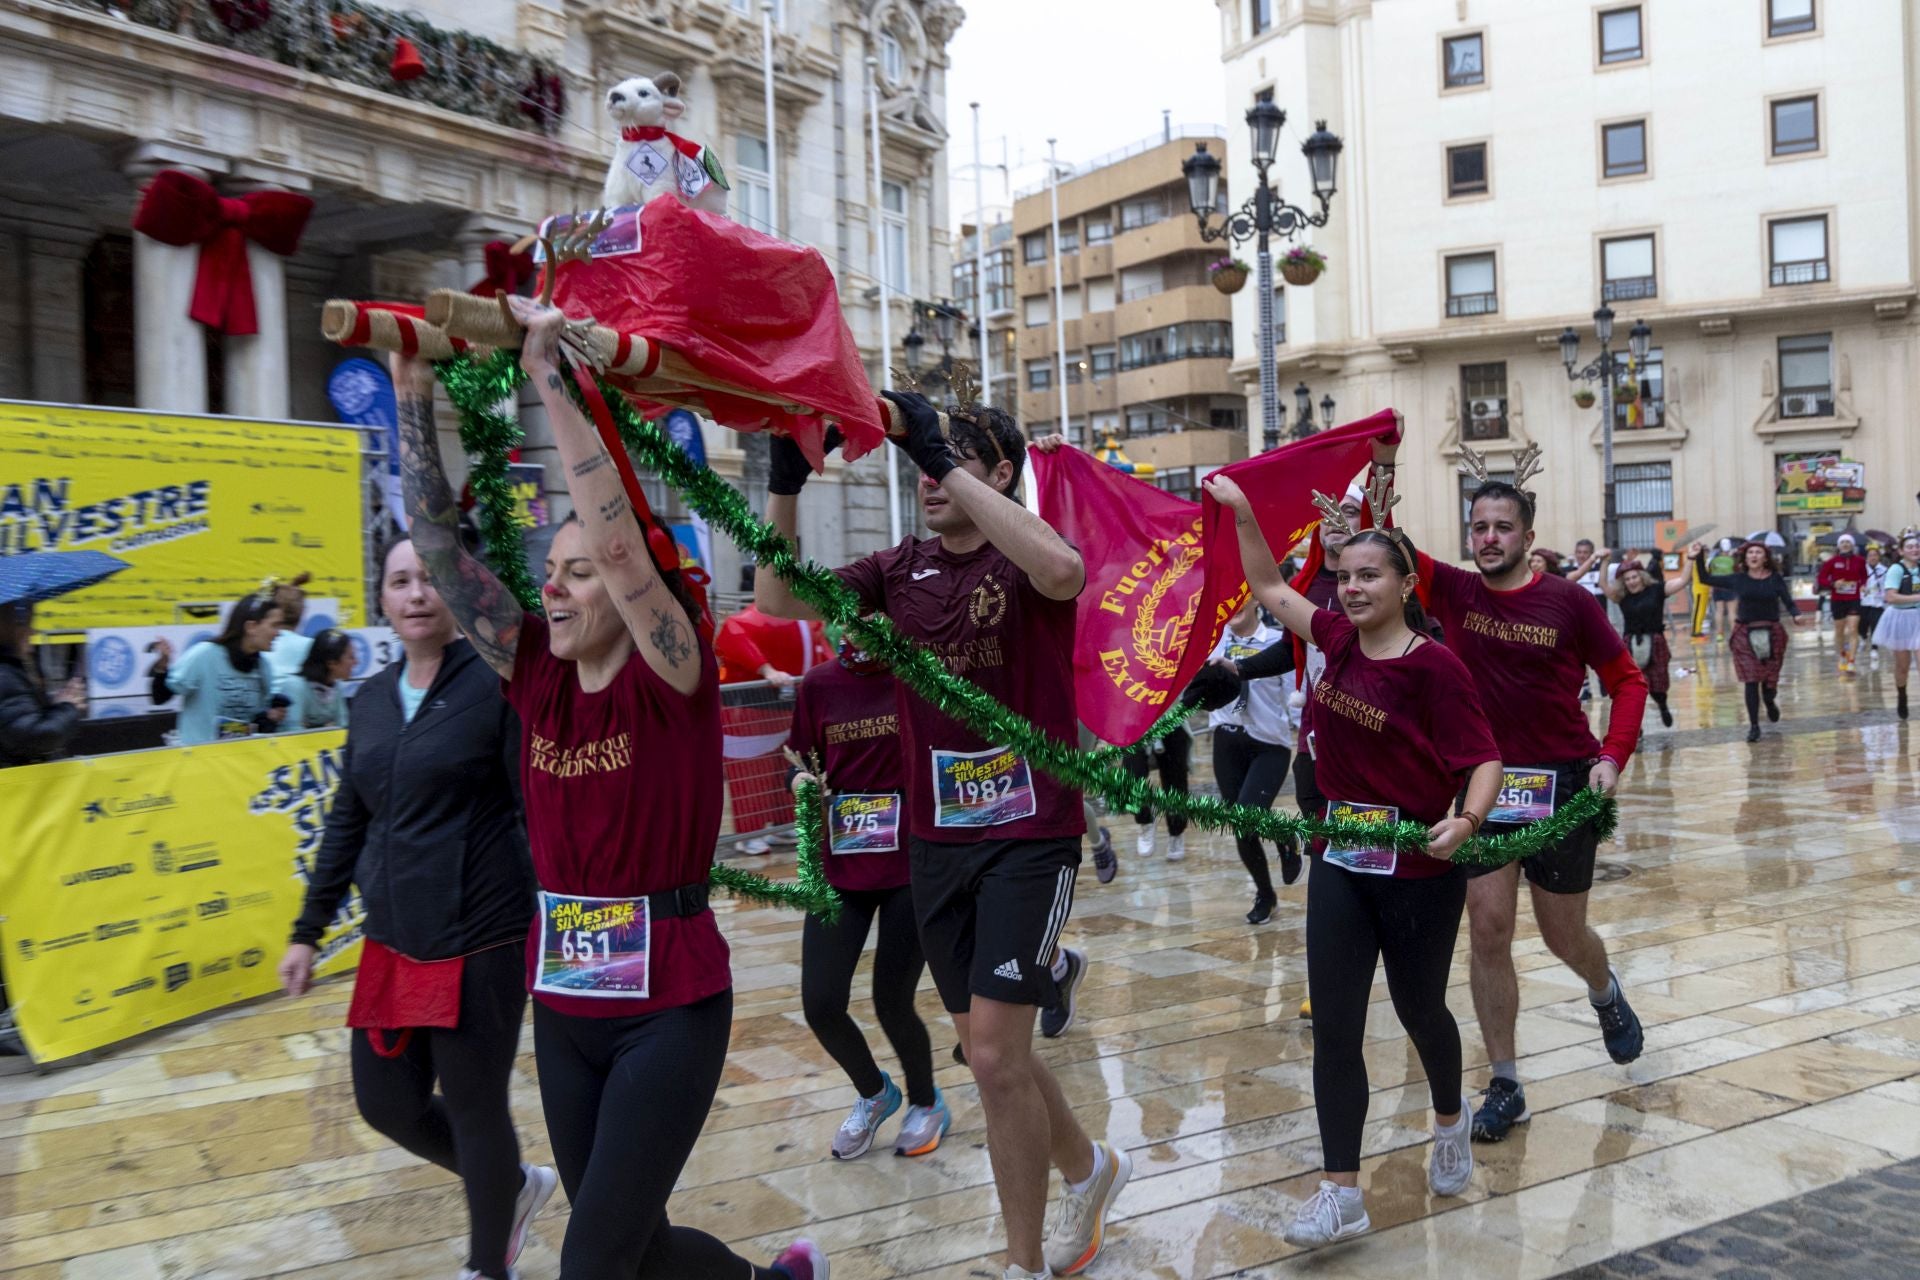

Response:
(1383, 444), (1650, 1143)
(757, 392), (1128, 1280)
(1816, 533), (1867, 673)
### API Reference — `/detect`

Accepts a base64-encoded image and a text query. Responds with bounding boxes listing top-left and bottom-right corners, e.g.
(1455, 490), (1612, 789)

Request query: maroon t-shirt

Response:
(1420, 557), (1628, 767)
(1296, 567), (1342, 745)
(837, 537), (1085, 844)
(786, 660), (911, 891)
(1307, 609), (1500, 880)
(504, 613), (731, 1018)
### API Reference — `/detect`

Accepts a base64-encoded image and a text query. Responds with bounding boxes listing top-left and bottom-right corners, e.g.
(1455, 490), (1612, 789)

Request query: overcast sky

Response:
(942, 0), (1225, 224)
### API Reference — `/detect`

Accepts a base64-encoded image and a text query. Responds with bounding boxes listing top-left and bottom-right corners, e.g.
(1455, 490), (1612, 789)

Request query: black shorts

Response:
(909, 836), (1080, 1014)
(1461, 758), (1599, 895)
(1831, 599), (1860, 620)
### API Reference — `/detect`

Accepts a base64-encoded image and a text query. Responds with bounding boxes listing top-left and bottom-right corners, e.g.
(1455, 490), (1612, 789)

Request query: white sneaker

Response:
(1283, 1180), (1370, 1248)
(1003, 1268), (1052, 1279)
(506, 1163), (556, 1266)
(738, 836), (773, 855)
(1428, 1113), (1472, 1197)
(1165, 834), (1186, 862)
(1044, 1140), (1132, 1274)
(458, 1270), (518, 1280)
(1135, 828), (1154, 857)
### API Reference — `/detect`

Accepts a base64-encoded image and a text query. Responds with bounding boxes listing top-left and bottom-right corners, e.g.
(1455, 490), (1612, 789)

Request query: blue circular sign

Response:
(301, 614), (337, 638)
(90, 636), (135, 690)
(349, 633), (374, 678)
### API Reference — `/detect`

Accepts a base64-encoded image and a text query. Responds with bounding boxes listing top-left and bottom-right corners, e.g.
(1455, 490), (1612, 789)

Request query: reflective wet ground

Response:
(1, 630), (1915, 1278)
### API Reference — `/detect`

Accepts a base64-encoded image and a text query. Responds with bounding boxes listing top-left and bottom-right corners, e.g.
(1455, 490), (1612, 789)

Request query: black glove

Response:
(767, 427), (844, 496)
(880, 390), (957, 482)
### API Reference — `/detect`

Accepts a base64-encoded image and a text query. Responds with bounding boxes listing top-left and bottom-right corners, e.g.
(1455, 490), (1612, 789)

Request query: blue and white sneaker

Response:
(1470, 1077), (1530, 1143)
(1593, 968), (1645, 1064)
(894, 1089), (952, 1157)
(831, 1073), (902, 1160)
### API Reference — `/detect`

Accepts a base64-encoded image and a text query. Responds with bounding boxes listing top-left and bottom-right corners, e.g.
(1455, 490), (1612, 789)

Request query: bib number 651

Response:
(560, 930), (611, 964)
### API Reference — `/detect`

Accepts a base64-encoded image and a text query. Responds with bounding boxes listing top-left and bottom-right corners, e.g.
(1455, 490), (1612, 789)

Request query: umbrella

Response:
(0, 550), (131, 609)
(1865, 529), (1896, 549)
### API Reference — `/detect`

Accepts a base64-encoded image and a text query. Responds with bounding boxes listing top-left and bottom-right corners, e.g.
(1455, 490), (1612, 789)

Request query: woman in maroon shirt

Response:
(389, 298), (825, 1280)
(787, 642), (946, 1161)
(1206, 471), (1502, 1251)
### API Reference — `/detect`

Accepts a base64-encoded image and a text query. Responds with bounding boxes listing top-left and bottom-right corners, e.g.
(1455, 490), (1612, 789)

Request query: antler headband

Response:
(886, 360), (1006, 465)
(1457, 443), (1546, 500)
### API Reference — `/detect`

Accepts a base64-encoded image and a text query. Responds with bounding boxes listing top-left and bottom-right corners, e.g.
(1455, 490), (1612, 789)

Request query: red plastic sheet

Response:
(551, 198), (885, 467)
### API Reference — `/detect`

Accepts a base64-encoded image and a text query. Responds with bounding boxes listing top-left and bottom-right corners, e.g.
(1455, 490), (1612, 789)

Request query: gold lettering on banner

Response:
(1092, 516), (1242, 706)
(529, 731), (634, 777)
(1313, 679), (1388, 733)
(824, 715), (898, 746)
(1462, 611), (1560, 648)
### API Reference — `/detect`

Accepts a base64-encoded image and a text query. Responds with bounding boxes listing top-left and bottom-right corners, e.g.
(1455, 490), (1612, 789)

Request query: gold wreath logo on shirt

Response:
(970, 576), (1009, 628)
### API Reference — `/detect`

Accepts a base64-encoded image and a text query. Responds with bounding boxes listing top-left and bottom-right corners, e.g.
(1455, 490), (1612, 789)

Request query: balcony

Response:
(1115, 283), (1230, 337)
(1770, 258), (1831, 287)
(1116, 357), (1235, 405)
(1602, 275), (1658, 303)
(1112, 215), (1213, 271)
(1446, 292), (1499, 319)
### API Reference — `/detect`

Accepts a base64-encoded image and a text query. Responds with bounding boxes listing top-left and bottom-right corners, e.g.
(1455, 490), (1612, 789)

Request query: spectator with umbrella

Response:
(0, 551), (129, 768)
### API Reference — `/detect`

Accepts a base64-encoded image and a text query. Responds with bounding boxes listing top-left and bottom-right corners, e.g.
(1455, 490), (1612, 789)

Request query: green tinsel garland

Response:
(710, 777), (841, 921)
(436, 350), (1617, 876)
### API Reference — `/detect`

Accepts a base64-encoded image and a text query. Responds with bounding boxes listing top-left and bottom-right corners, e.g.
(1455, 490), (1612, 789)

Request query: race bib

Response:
(829, 792), (903, 854)
(1490, 767), (1556, 825)
(625, 140), (671, 188)
(932, 746), (1038, 829)
(534, 892), (650, 1000)
(1325, 800), (1398, 876)
(217, 719), (253, 739)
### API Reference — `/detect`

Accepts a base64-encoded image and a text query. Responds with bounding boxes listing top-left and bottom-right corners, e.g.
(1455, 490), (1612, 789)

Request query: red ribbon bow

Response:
(470, 239), (535, 296)
(131, 169), (314, 336)
(619, 126), (705, 161)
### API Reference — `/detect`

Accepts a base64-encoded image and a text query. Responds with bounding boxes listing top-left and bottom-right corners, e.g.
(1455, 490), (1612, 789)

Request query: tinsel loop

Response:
(435, 350), (540, 612)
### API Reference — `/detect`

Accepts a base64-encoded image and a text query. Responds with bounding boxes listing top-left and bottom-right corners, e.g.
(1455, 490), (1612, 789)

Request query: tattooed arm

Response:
(391, 354), (523, 680)
(508, 297), (700, 697)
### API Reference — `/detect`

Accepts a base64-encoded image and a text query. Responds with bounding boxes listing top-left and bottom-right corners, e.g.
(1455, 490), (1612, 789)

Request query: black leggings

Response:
(533, 991), (781, 1280)
(351, 941), (527, 1280)
(1742, 681), (1779, 727)
(1121, 726), (1191, 834)
(1862, 606), (1884, 645)
(1211, 726), (1294, 897)
(1305, 862), (1466, 1173)
(801, 883), (936, 1106)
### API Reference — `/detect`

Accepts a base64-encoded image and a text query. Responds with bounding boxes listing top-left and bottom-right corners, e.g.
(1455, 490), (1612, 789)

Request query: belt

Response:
(646, 881), (712, 918)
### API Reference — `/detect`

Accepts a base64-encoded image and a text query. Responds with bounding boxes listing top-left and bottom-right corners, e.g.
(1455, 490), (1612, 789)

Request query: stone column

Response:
(222, 164), (312, 421)
(124, 142), (228, 415)
(23, 227), (94, 404)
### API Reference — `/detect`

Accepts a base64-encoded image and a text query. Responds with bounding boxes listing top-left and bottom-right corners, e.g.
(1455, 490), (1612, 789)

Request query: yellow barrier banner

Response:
(0, 402), (367, 630)
(0, 731), (363, 1061)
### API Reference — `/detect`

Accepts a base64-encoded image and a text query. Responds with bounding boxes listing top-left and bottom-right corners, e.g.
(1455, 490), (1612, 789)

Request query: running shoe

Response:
(1592, 970), (1645, 1064)
(1282, 1180), (1370, 1248)
(457, 1270), (516, 1280)
(1002, 1268), (1049, 1280)
(1658, 701), (1673, 727)
(1764, 689), (1781, 722)
(1428, 1112), (1473, 1196)
(1747, 725), (1762, 743)
(1299, 997), (1312, 1023)
(894, 1090), (952, 1156)
(772, 1238), (830, 1280)
(952, 1041), (967, 1066)
(738, 836), (773, 855)
(1470, 1077), (1530, 1142)
(1090, 826), (1118, 884)
(505, 1163), (557, 1267)
(1246, 892), (1276, 925)
(1135, 827), (1155, 857)
(1165, 834), (1186, 862)
(1040, 947), (1087, 1039)
(831, 1074), (902, 1160)
(1901, 689), (1910, 720)
(1278, 837), (1303, 886)
(1044, 1140), (1132, 1274)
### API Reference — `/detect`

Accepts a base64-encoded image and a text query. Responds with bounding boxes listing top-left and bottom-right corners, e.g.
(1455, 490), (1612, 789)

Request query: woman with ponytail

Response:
(1204, 469), (1502, 1252)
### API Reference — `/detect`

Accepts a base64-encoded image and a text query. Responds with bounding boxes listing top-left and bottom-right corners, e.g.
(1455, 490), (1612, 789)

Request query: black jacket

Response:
(0, 657), (79, 768)
(291, 639), (535, 959)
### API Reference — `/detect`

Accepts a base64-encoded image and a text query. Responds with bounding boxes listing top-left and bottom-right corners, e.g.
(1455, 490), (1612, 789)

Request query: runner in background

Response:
(281, 536), (551, 1280)
(1860, 544), (1889, 669)
(1876, 533), (1920, 720)
(392, 300), (826, 1280)
(1693, 540), (1812, 742)
(1206, 468), (1501, 1249)
(1815, 533), (1867, 674)
(787, 639), (947, 1162)
(1120, 725), (1191, 862)
(1607, 558), (1690, 729)
(1207, 600), (1299, 924)
(1707, 540), (1740, 636)
(147, 590), (285, 744)
(276, 628), (355, 730)
(759, 392), (1127, 1280)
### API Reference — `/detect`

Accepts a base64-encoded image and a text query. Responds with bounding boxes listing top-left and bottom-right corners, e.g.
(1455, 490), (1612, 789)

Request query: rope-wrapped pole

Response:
(321, 301), (467, 361)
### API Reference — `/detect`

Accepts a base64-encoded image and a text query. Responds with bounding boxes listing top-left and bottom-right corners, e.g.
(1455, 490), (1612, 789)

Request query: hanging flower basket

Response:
(1209, 257), (1250, 295)
(1614, 382), (1640, 404)
(1572, 387), (1596, 408)
(1281, 245), (1326, 287)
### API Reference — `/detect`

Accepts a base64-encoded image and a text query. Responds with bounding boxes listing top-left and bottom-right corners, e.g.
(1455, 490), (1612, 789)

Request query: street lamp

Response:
(902, 323), (925, 374)
(1320, 393), (1336, 425)
(1562, 305), (1653, 551)
(1184, 108), (1344, 449)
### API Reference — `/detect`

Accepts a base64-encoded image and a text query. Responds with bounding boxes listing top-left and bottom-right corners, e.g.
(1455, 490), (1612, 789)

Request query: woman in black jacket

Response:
(0, 603), (84, 768)
(279, 537), (550, 1280)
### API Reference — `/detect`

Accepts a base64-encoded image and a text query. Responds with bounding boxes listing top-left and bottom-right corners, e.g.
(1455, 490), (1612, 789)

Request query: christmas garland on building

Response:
(435, 350), (1619, 910)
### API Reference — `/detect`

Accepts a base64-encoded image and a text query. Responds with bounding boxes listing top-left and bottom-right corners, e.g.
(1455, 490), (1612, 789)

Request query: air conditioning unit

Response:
(1469, 397), (1505, 420)
(1780, 393), (1828, 419)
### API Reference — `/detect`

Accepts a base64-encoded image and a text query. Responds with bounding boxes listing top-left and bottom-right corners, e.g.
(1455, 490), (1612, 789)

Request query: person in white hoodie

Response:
(1207, 601), (1301, 924)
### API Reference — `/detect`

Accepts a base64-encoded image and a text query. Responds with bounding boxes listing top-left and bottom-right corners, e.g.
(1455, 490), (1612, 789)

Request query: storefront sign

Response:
(1776, 452), (1866, 513)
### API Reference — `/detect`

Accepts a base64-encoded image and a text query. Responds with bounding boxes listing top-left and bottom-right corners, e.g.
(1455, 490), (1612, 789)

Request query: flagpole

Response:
(867, 54), (901, 543)
(973, 101), (991, 409)
(1048, 138), (1070, 446)
(761, 1), (779, 236)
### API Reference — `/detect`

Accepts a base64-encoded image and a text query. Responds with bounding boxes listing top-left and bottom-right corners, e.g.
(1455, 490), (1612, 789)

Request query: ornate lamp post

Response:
(1560, 306), (1651, 550)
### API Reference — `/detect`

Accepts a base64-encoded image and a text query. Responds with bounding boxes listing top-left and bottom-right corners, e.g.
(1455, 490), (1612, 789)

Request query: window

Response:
(1117, 321), (1234, 371)
(1272, 285), (1287, 345)
(1445, 252), (1497, 318)
(1026, 359), (1052, 392)
(1768, 0), (1815, 37)
(1771, 95), (1819, 156)
(1617, 347), (1664, 430)
(881, 180), (908, 292)
(1119, 195), (1165, 231)
(1065, 352), (1084, 384)
(1614, 462), (1673, 549)
(1126, 406), (1173, 435)
(878, 29), (904, 83)
(1086, 277), (1116, 312)
(1601, 234), (1657, 302)
(1250, 0), (1273, 36)
(1089, 346), (1116, 379)
(1023, 294), (1050, 328)
(1778, 333), (1833, 416)
(1769, 214), (1829, 286)
(1598, 6), (1643, 64)
(1086, 218), (1113, 245)
(1118, 262), (1163, 302)
(735, 134), (773, 236)
(985, 248), (1014, 313)
(1059, 285), (1083, 323)
(1458, 467), (1514, 558)
(1057, 226), (1079, 255)
(1022, 230), (1048, 264)
(1459, 362), (1508, 442)
(1602, 120), (1647, 178)
(1446, 142), (1488, 198)
(732, 0), (782, 18)
(1442, 33), (1485, 88)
